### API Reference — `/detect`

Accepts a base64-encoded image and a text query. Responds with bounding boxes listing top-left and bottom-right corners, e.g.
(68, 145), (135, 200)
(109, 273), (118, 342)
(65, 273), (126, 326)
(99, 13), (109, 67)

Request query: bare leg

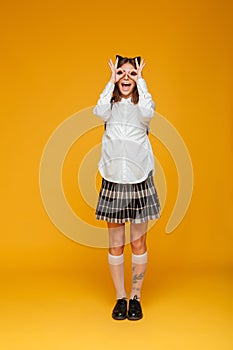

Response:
(130, 222), (148, 300)
(108, 222), (125, 255)
(107, 222), (126, 299)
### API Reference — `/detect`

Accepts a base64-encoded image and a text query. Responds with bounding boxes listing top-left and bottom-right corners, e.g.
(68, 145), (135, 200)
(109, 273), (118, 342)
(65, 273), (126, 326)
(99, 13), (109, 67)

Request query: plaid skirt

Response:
(95, 171), (161, 223)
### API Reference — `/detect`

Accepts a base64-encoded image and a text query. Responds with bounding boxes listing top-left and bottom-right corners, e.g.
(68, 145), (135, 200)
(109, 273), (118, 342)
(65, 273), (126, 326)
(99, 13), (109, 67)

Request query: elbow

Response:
(138, 100), (156, 118)
(93, 105), (111, 122)
(93, 105), (100, 116)
(139, 107), (155, 122)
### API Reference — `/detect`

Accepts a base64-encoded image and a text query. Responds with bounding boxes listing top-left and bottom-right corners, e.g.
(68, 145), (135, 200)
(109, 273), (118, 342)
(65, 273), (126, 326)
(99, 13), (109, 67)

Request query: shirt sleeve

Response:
(93, 81), (115, 121)
(136, 78), (156, 122)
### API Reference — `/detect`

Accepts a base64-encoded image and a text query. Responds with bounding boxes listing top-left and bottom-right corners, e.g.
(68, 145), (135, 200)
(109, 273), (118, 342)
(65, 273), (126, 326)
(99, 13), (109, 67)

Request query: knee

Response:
(109, 246), (124, 256)
(130, 237), (146, 255)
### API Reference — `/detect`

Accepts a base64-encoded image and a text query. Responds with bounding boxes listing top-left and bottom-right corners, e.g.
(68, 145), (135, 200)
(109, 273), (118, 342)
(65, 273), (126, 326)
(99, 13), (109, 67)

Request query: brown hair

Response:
(111, 56), (139, 105)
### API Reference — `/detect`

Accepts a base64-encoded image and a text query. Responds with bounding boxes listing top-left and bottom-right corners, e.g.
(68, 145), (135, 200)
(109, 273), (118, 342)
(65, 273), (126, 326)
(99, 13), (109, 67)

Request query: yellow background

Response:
(1, 0), (232, 349)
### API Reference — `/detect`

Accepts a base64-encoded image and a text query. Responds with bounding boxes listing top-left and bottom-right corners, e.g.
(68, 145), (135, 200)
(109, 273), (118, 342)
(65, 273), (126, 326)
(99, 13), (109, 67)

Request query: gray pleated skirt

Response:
(95, 171), (161, 224)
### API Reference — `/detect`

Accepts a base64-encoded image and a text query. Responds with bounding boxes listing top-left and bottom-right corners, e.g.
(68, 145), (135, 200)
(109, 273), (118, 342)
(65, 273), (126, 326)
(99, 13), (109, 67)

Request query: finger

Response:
(135, 57), (139, 69)
(129, 69), (137, 77)
(115, 57), (119, 68)
(116, 70), (126, 78)
(140, 58), (145, 68)
(116, 74), (126, 82)
(116, 71), (126, 82)
(116, 67), (125, 74)
(140, 62), (146, 70)
(129, 75), (137, 82)
(108, 58), (114, 68)
(108, 60), (116, 73)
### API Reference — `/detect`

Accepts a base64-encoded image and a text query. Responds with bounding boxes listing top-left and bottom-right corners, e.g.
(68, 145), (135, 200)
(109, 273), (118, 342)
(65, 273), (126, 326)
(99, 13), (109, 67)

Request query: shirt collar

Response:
(120, 97), (133, 104)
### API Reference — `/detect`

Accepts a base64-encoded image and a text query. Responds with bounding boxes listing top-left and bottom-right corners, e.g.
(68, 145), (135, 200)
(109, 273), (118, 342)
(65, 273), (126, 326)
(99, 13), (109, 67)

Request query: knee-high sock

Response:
(108, 253), (126, 300)
(130, 251), (148, 300)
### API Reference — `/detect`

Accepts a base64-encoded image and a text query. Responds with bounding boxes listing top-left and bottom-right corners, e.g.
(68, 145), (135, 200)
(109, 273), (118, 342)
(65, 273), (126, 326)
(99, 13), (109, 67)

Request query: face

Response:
(116, 63), (136, 99)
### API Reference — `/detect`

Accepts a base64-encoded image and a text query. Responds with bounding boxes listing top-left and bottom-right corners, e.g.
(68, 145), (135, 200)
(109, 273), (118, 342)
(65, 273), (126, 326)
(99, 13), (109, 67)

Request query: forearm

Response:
(137, 78), (156, 120)
(93, 81), (115, 121)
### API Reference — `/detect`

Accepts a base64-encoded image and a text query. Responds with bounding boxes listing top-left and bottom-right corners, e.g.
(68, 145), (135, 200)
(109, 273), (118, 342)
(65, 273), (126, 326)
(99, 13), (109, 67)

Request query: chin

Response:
(119, 89), (134, 98)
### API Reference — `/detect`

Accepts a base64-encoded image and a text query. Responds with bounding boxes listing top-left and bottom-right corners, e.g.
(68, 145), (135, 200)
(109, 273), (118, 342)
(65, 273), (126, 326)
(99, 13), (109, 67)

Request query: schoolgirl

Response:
(93, 55), (161, 320)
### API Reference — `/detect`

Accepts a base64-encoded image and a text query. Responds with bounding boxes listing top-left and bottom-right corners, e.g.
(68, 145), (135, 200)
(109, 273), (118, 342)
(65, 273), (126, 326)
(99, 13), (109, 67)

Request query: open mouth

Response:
(121, 83), (132, 92)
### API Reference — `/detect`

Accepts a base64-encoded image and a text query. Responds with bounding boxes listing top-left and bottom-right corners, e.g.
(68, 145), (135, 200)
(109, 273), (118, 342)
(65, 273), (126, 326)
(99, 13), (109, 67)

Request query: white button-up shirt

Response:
(93, 78), (156, 184)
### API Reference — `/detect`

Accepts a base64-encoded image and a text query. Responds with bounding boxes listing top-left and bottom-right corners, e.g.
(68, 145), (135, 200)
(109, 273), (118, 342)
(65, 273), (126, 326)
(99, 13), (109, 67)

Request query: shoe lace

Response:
(117, 298), (127, 311)
(130, 295), (141, 312)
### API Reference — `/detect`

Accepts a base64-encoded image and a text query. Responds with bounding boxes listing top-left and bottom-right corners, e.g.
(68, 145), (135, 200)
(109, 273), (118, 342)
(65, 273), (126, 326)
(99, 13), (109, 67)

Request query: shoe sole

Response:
(112, 315), (127, 320)
(127, 315), (143, 321)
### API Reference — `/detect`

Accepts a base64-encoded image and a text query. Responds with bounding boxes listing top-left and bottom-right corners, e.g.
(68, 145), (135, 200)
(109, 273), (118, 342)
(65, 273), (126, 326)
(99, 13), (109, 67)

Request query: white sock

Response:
(108, 253), (126, 300)
(130, 251), (148, 300)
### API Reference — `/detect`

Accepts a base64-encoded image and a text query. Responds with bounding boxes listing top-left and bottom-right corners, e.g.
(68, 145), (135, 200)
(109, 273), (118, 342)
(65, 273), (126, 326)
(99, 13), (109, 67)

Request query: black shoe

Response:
(128, 295), (143, 320)
(112, 298), (127, 320)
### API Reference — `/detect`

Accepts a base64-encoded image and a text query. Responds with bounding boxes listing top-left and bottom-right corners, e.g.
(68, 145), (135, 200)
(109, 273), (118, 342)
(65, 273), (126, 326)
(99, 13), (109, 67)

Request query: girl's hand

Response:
(108, 57), (126, 83)
(129, 58), (146, 81)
